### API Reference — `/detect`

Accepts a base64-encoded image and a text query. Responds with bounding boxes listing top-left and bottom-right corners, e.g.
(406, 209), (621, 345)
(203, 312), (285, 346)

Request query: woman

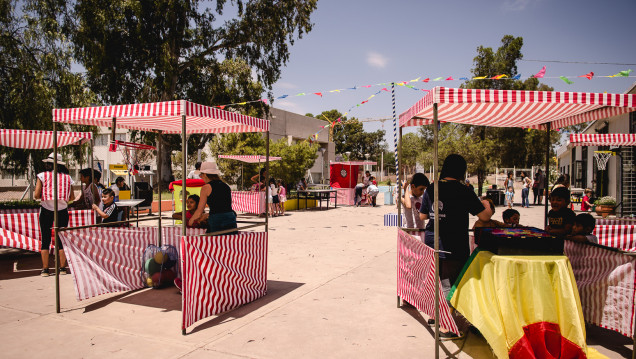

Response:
(70, 168), (100, 210)
(34, 153), (75, 277)
(189, 161), (237, 234)
(520, 172), (531, 208)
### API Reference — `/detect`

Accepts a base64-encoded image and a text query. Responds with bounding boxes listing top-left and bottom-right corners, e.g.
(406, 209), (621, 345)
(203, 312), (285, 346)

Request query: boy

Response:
(546, 187), (576, 237)
(581, 189), (593, 212)
(567, 213), (598, 244)
(502, 208), (520, 226)
(92, 188), (120, 226)
(505, 186), (514, 208)
(401, 173), (430, 229)
(366, 177), (380, 207)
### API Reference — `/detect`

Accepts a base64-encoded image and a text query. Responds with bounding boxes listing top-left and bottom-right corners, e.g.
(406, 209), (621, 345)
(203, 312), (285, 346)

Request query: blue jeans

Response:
(521, 187), (529, 207)
(207, 211), (238, 235)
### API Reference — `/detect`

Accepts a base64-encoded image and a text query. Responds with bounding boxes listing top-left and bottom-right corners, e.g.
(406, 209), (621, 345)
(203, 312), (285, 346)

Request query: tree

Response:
(400, 133), (422, 175)
(316, 110), (386, 162)
(46, 0), (317, 188)
(0, 0), (94, 173)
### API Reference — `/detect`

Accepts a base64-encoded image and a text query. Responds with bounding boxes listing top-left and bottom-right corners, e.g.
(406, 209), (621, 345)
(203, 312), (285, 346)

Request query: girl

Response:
(269, 178), (279, 216)
(504, 172), (515, 205)
(71, 168), (100, 210)
(520, 171), (531, 208)
(189, 161), (237, 234)
(34, 153), (75, 277)
(173, 194), (207, 228)
(277, 179), (287, 215)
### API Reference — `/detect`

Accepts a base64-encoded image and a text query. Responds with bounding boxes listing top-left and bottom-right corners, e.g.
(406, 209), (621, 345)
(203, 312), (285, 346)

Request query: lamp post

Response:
(345, 151), (352, 187)
(319, 147), (326, 184)
(364, 153), (370, 172)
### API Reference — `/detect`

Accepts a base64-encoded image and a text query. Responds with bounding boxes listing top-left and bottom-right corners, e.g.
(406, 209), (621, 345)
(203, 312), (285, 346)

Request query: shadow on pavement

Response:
(0, 250), (44, 280)
(585, 324), (633, 358)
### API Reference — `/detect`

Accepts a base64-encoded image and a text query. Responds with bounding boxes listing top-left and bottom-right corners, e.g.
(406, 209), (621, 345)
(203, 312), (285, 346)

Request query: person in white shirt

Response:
(187, 162), (201, 179)
(400, 173), (430, 229)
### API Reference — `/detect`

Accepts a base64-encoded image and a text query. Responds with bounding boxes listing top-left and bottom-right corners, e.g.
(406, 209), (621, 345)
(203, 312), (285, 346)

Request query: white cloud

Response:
(502, 0), (533, 12)
(367, 51), (389, 69)
(273, 99), (305, 114)
(276, 82), (298, 89)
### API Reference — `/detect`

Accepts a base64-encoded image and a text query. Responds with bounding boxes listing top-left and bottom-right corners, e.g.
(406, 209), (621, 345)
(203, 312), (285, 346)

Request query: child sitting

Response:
(366, 177), (380, 207)
(566, 213), (598, 244)
(505, 186), (514, 208)
(581, 189), (593, 212)
(92, 188), (120, 226)
(401, 173), (430, 229)
(473, 198), (507, 229)
(502, 208), (520, 227)
(547, 187), (576, 237)
(172, 194), (207, 228)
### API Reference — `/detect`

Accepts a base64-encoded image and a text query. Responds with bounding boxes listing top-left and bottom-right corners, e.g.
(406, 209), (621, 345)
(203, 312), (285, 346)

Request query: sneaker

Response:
(439, 331), (466, 340)
(59, 267), (68, 275)
(40, 268), (50, 277)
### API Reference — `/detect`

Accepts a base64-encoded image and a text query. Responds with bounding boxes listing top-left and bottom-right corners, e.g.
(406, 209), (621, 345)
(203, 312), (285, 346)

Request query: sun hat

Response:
(42, 152), (66, 165)
(195, 161), (220, 175)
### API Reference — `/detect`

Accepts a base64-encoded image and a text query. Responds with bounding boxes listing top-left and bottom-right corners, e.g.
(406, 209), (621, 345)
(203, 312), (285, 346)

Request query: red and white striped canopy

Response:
(400, 87), (636, 130)
(217, 155), (282, 163)
(0, 129), (92, 149)
(569, 133), (636, 146)
(53, 100), (268, 134)
(330, 161), (377, 166)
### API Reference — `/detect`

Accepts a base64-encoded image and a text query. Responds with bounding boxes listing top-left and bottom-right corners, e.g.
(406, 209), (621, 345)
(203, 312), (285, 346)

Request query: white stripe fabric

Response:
(0, 210), (95, 252)
(217, 155), (282, 163)
(53, 100), (269, 134)
(0, 129), (92, 149)
(399, 87), (636, 130)
(161, 226), (206, 250)
(58, 227), (157, 300)
(570, 133), (636, 147)
(564, 240), (636, 337)
(397, 229), (460, 335)
(329, 188), (355, 206)
(596, 218), (636, 226)
(40, 172), (73, 201)
(180, 232), (268, 330)
(383, 213), (405, 226)
(232, 191), (265, 214)
(593, 225), (636, 251)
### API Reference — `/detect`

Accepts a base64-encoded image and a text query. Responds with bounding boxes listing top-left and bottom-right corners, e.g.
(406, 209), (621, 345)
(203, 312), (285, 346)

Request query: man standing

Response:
(537, 169), (546, 205)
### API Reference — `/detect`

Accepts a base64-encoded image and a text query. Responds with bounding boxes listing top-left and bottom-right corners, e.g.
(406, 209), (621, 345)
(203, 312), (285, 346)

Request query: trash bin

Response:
(486, 189), (504, 206)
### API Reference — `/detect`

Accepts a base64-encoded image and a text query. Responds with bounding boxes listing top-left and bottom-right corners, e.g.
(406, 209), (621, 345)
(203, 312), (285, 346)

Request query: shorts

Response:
(273, 195), (280, 204)
(40, 207), (69, 250)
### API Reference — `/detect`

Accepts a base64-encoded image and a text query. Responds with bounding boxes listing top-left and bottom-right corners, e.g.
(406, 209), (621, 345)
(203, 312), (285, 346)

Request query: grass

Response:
(153, 191), (174, 200)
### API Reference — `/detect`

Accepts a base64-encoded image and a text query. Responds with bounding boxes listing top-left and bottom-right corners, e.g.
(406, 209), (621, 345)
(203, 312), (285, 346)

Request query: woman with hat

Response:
(34, 153), (75, 277)
(189, 161), (237, 234)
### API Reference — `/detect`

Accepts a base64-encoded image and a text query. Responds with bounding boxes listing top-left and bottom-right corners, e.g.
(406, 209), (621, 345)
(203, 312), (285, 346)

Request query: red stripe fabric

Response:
(40, 172), (73, 201)
(217, 155), (282, 163)
(593, 225), (636, 251)
(53, 100), (269, 134)
(329, 161), (377, 166)
(232, 191), (265, 214)
(564, 240), (636, 337)
(396, 229), (460, 335)
(399, 87), (636, 130)
(0, 130), (92, 149)
(570, 133), (636, 146)
(181, 232), (268, 330)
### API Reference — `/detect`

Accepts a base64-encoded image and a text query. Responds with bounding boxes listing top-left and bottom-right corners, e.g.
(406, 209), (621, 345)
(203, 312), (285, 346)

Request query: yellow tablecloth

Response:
(448, 250), (597, 359)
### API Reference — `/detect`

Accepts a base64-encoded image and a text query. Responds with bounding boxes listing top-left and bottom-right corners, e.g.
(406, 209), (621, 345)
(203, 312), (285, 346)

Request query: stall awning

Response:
(218, 155), (282, 163)
(569, 133), (636, 147)
(53, 100), (268, 134)
(399, 87), (636, 130)
(0, 129), (92, 149)
(330, 161), (377, 166)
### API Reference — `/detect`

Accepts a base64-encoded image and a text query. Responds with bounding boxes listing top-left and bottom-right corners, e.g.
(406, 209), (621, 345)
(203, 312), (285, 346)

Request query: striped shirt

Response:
(37, 171), (74, 211)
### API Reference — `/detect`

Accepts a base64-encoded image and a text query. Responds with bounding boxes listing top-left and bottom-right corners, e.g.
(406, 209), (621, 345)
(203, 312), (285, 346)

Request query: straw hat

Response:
(195, 161), (220, 175)
(42, 153), (66, 165)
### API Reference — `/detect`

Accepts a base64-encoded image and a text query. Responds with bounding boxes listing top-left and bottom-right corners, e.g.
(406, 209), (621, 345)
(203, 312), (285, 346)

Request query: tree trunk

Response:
(477, 126), (487, 196)
(158, 135), (174, 190)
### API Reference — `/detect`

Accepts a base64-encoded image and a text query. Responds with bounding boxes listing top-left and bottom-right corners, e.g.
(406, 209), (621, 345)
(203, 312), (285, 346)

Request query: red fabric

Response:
(329, 164), (359, 188)
(168, 179), (206, 191)
(581, 195), (591, 211)
(508, 322), (586, 359)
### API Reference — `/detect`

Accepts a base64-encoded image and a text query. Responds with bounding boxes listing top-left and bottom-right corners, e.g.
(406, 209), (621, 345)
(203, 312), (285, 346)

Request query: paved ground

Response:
(0, 192), (633, 358)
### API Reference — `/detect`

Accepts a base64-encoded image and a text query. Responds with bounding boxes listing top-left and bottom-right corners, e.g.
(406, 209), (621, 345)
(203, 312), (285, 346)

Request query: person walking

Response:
(520, 172), (531, 208)
(34, 153), (75, 277)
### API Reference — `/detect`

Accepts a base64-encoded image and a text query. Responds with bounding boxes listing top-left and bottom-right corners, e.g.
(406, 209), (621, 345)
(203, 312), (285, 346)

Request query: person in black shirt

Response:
(547, 187), (576, 237)
(189, 161), (236, 234)
(92, 188), (120, 226)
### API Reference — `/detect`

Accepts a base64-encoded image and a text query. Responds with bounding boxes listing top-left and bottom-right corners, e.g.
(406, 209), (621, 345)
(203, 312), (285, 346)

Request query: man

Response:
(187, 162), (202, 179)
(537, 169), (546, 205)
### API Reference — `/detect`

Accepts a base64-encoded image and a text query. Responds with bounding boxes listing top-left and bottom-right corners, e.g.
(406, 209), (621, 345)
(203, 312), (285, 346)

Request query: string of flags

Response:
(211, 66), (634, 110)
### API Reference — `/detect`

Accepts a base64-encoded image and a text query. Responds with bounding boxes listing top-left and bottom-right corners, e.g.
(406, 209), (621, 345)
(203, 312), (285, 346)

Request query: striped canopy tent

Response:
(397, 86), (636, 358)
(218, 155), (282, 162)
(0, 129), (92, 149)
(569, 133), (636, 146)
(330, 161), (377, 166)
(51, 100), (271, 324)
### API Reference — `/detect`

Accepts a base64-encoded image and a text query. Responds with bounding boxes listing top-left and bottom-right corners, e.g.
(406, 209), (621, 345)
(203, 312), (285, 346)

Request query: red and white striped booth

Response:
(569, 133), (636, 147)
(0, 129), (92, 149)
(594, 225), (636, 252)
(53, 100), (270, 332)
(329, 161), (377, 206)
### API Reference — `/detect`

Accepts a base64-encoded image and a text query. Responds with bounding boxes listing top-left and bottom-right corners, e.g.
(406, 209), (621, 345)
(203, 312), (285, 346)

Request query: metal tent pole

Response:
(182, 115), (187, 237)
(90, 139), (97, 224)
(157, 132), (163, 246)
(265, 130), (270, 231)
(398, 126), (403, 227)
(544, 123), (551, 228)
(433, 103), (440, 359)
(53, 121), (61, 313)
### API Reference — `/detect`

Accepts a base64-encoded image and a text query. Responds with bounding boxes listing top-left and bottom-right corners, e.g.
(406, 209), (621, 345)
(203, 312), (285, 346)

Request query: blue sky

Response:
(267, 0), (636, 149)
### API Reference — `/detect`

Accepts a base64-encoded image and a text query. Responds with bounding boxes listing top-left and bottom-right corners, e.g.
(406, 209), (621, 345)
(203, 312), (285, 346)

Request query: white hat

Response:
(195, 161), (220, 175)
(42, 153), (66, 165)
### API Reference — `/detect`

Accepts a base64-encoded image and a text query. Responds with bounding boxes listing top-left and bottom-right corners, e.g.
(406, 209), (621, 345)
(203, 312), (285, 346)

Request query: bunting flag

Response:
(560, 76), (574, 84)
(533, 65), (547, 78)
(445, 76), (454, 81)
(432, 77), (444, 81)
(579, 72), (594, 80)
(422, 78), (430, 82)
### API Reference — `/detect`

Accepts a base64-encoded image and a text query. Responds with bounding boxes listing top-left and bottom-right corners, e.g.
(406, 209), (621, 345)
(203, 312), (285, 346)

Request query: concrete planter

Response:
(595, 205), (616, 218)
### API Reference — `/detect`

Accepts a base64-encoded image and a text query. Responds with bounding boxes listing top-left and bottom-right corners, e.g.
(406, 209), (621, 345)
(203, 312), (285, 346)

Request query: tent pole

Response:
(398, 126), (403, 227)
(28, 154), (34, 200)
(265, 130), (270, 231)
(53, 121), (60, 313)
(544, 123), (551, 228)
(90, 139), (97, 224)
(433, 103), (440, 359)
(157, 132), (162, 246)
(182, 115), (187, 237)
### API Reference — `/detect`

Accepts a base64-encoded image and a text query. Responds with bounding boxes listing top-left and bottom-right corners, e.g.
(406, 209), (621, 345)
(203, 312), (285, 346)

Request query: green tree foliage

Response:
(316, 109), (386, 162)
(0, 0), (94, 173)
(400, 133), (422, 175)
(209, 133), (318, 190)
(46, 0), (317, 187)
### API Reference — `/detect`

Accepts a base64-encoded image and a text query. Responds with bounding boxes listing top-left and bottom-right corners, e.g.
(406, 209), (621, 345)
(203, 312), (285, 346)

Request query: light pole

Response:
(319, 147), (326, 184)
(364, 153), (370, 172)
(345, 151), (352, 187)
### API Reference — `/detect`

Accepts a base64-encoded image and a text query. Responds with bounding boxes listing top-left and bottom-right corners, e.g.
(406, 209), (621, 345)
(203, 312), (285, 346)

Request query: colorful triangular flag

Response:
(578, 72), (594, 80)
(559, 76), (574, 85)
(533, 66), (546, 78)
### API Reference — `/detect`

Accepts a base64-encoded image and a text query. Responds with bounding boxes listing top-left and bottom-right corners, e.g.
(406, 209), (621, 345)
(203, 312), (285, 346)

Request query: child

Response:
(172, 194), (207, 228)
(581, 189), (593, 212)
(366, 177), (379, 207)
(547, 187), (576, 237)
(566, 213), (598, 244)
(269, 178), (279, 217)
(473, 198), (507, 229)
(277, 180), (286, 215)
(401, 173), (430, 229)
(92, 188), (120, 226)
(71, 168), (101, 210)
(505, 186), (514, 208)
(502, 208), (520, 226)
